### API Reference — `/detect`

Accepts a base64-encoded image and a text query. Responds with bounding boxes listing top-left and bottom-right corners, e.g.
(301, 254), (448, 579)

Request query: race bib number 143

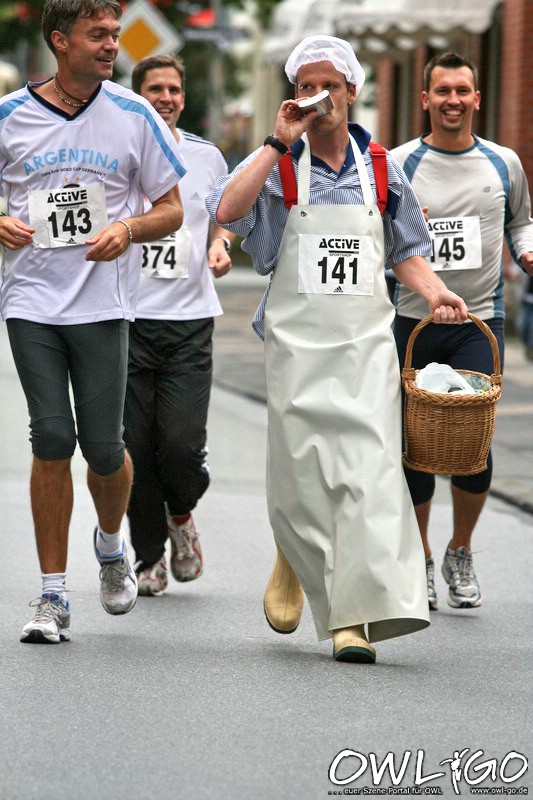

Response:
(28, 182), (109, 249)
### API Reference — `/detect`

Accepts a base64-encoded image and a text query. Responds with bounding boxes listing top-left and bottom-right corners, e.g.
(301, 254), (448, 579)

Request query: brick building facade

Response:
(375, 0), (532, 186)
(498, 0), (533, 185)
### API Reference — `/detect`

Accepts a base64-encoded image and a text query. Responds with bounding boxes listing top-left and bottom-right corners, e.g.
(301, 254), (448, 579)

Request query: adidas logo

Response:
(334, 286), (344, 293)
(67, 237), (76, 244)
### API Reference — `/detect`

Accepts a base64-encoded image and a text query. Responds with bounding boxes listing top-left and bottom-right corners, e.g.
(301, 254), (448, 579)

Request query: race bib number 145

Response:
(427, 215), (482, 271)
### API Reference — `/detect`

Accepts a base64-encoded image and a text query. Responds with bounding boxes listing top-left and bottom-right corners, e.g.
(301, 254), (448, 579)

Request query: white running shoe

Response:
(135, 557), (168, 597)
(441, 545), (482, 609)
(20, 594), (71, 644)
(167, 514), (203, 582)
(94, 528), (138, 614)
(426, 557), (438, 610)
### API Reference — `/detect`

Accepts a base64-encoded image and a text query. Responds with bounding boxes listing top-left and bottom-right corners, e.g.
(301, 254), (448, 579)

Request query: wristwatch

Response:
(214, 235), (231, 253)
(264, 135), (290, 156)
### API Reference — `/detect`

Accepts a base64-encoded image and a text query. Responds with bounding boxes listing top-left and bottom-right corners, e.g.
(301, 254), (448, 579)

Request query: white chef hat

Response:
(285, 35), (366, 96)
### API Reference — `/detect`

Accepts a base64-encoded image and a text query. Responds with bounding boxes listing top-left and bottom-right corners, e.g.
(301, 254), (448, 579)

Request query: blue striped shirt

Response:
(205, 123), (430, 338)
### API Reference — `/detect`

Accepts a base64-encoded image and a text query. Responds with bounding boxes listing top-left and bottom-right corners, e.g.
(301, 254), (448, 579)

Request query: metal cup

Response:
(297, 90), (334, 116)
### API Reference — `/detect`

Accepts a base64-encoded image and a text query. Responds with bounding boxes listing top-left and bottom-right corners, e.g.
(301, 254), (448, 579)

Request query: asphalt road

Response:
(0, 280), (531, 799)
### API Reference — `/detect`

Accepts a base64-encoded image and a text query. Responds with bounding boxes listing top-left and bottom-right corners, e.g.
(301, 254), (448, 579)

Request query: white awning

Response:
(263, 0), (336, 62)
(263, 0), (502, 63)
(336, 0), (503, 59)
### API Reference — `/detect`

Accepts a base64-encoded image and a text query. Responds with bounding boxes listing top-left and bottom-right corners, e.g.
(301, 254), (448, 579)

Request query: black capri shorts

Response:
(7, 318), (129, 475)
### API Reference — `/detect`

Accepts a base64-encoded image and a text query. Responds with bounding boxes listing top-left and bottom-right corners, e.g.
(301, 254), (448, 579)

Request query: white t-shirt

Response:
(0, 80), (186, 325)
(391, 135), (533, 320)
(135, 130), (228, 320)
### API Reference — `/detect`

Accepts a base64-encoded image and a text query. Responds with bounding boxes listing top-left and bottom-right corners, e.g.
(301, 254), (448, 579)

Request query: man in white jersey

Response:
(207, 35), (468, 664)
(124, 54), (234, 596)
(392, 52), (533, 612)
(0, 0), (185, 643)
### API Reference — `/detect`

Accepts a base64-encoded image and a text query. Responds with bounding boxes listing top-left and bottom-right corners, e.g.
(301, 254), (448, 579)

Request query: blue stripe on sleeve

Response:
(475, 138), (520, 263)
(401, 142), (427, 182)
(104, 89), (186, 178)
(0, 95), (29, 121)
(475, 138), (511, 223)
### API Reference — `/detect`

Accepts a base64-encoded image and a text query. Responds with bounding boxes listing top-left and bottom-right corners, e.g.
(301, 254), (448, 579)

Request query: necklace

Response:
(53, 75), (87, 108)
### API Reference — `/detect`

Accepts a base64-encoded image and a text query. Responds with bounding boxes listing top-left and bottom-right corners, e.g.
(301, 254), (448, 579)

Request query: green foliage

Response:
(0, 1), (43, 51)
(168, 0), (281, 29)
(178, 43), (247, 136)
(0, 0), (282, 52)
(0, 0), (282, 140)
(251, 0), (280, 28)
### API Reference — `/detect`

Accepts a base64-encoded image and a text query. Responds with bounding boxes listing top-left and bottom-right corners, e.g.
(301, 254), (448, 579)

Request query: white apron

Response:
(264, 135), (430, 642)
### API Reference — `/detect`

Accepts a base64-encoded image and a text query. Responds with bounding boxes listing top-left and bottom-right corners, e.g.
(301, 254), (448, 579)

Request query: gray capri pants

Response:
(7, 318), (129, 475)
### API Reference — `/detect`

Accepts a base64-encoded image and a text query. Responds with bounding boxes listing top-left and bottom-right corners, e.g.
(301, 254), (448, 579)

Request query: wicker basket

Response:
(401, 313), (502, 476)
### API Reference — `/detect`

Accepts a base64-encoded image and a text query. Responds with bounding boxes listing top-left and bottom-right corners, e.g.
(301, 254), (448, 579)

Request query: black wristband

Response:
(264, 135), (290, 156)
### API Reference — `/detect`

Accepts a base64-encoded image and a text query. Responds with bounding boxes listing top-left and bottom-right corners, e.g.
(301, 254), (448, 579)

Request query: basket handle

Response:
(401, 312), (501, 379)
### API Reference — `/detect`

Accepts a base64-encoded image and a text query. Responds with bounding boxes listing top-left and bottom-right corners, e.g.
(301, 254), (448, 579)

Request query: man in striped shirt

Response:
(207, 35), (467, 664)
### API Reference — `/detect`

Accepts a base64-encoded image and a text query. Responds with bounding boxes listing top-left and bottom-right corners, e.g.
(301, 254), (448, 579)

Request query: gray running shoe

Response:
(135, 557), (168, 597)
(168, 513), (203, 582)
(441, 545), (482, 608)
(94, 528), (138, 615)
(425, 557), (438, 610)
(20, 593), (71, 644)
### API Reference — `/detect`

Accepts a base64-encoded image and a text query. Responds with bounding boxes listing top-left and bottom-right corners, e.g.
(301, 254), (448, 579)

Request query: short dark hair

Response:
(131, 55), (185, 95)
(423, 52), (479, 92)
(42, 0), (122, 54)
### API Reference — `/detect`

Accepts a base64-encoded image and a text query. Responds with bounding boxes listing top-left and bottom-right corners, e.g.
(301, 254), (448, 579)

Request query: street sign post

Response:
(114, 0), (183, 76)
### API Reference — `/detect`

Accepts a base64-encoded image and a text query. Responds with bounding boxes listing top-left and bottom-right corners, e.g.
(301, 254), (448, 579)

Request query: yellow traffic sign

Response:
(114, 0), (183, 76)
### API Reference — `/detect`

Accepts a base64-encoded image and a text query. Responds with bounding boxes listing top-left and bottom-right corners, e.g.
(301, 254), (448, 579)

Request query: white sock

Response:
(42, 572), (67, 604)
(96, 526), (125, 560)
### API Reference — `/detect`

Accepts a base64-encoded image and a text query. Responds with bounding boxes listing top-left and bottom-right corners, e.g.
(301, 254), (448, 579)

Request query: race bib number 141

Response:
(298, 233), (375, 295)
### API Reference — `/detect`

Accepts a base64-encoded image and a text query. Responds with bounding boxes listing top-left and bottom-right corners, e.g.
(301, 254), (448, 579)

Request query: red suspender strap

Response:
(369, 141), (388, 216)
(278, 152), (298, 209)
(278, 142), (388, 214)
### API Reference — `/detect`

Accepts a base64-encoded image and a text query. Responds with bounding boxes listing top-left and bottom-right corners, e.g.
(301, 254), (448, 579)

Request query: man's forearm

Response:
(393, 255), (447, 301)
(127, 185), (183, 242)
(393, 255), (468, 322)
(216, 147), (281, 224)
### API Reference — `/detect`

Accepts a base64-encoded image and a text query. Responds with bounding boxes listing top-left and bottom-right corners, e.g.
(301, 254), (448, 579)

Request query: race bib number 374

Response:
(298, 233), (375, 295)
(141, 226), (191, 279)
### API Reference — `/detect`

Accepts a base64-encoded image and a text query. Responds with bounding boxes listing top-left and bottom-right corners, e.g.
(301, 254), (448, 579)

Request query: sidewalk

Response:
(213, 267), (533, 514)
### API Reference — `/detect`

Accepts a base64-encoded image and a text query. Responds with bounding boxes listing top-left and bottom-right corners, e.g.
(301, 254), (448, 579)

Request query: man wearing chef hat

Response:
(206, 35), (468, 663)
